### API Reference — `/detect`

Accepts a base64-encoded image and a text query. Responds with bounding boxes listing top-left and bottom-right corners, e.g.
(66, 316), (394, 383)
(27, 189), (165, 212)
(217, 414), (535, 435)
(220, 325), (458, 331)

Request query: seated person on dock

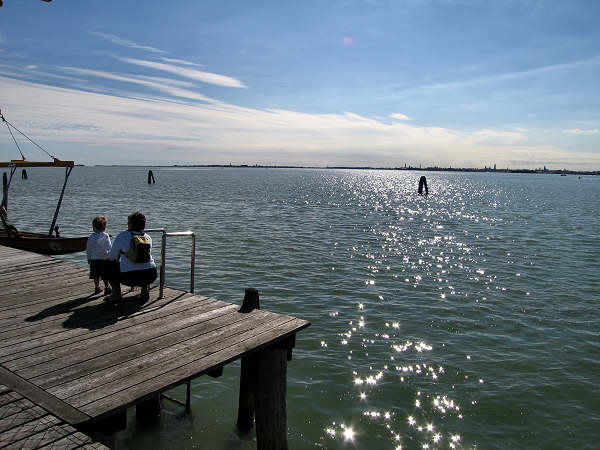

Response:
(106, 211), (157, 303)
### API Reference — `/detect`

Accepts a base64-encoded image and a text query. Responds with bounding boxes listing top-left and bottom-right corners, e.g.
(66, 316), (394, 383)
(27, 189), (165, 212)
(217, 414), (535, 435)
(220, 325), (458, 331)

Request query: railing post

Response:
(190, 234), (195, 293)
(159, 231), (166, 299)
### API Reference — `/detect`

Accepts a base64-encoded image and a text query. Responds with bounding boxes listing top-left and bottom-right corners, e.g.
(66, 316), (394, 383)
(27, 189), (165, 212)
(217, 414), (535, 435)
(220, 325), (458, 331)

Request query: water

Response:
(3, 167), (599, 449)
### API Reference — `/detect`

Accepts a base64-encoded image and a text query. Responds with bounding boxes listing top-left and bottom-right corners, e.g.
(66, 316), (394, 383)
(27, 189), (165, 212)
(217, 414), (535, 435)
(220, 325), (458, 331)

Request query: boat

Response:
(0, 227), (88, 255)
(1, 109), (87, 255)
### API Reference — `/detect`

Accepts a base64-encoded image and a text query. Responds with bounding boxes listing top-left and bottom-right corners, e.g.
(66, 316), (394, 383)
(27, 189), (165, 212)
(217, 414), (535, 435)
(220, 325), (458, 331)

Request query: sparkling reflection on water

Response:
(4, 167), (599, 449)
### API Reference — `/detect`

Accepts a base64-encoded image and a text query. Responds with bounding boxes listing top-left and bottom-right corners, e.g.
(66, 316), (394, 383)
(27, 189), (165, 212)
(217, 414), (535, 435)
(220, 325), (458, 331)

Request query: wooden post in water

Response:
(147, 170), (155, 184)
(237, 288), (291, 449)
(255, 345), (288, 450)
(136, 395), (161, 423)
(237, 288), (260, 431)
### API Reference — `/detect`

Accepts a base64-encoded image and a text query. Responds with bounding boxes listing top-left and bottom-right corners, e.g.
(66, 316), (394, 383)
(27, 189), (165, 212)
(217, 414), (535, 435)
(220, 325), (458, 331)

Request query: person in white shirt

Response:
(106, 211), (157, 303)
(86, 216), (112, 295)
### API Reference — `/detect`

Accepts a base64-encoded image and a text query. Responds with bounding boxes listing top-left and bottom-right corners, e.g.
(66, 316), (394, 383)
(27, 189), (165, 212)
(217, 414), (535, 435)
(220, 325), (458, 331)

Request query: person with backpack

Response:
(105, 211), (157, 304)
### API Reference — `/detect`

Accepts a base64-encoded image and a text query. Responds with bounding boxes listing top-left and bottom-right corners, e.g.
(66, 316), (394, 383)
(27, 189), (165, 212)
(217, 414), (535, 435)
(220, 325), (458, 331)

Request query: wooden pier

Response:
(0, 245), (310, 449)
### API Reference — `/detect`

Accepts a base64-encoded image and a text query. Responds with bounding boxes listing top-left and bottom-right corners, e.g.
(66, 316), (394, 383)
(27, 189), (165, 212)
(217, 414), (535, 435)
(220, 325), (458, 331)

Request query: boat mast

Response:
(49, 165), (73, 236)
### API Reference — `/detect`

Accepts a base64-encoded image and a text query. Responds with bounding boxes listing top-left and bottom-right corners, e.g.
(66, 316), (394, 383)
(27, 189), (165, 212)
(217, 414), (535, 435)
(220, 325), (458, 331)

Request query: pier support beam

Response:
(237, 288), (260, 431)
(255, 346), (288, 450)
(136, 395), (161, 423)
(236, 288), (292, 449)
(237, 355), (258, 431)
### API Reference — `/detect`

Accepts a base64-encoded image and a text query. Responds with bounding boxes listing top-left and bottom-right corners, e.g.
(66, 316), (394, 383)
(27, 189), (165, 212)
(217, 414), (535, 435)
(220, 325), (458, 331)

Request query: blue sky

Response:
(1, 0), (599, 169)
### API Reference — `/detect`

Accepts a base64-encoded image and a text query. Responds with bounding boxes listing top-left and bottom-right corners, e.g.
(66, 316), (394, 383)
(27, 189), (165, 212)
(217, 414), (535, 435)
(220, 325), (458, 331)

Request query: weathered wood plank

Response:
(1, 271), (90, 297)
(0, 386), (106, 450)
(0, 291), (204, 361)
(46, 308), (270, 400)
(34, 303), (240, 390)
(0, 282), (93, 313)
(0, 260), (63, 279)
(0, 414), (59, 446)
(0, 417), (72, 449)
(0, 263), (83, 285)
(0, 366), (90, 425)
(36, 430), (96, 449)
(78, 317), (308, 418)
(0, 404), (48, 433)
(0, 291), (206, 362)
(0, 287), (188, 354)
(0, 398), (37, 420)
(5, 297), (227, 373)
(0, 285), (99, 323)
(0, 390), (22, 408)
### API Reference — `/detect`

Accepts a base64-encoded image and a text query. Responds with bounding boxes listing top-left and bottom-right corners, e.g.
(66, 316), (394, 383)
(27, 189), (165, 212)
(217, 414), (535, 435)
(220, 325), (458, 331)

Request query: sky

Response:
(0, 0), (599, 169)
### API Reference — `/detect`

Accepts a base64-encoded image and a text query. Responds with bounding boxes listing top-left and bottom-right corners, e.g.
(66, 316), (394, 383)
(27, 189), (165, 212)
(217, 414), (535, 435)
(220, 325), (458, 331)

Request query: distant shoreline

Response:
(89, 164), (600, 176)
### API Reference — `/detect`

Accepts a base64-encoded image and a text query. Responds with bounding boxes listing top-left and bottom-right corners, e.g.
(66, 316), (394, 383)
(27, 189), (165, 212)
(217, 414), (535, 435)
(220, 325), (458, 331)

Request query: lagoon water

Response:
(4, 167), (599, 449)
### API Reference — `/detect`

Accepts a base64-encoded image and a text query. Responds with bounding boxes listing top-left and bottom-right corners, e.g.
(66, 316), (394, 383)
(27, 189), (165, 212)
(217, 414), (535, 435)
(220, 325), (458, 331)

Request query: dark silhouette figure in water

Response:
(147, 170), (155, 184)
(21, 169), (28, 180)
(418, 176), (428, 196)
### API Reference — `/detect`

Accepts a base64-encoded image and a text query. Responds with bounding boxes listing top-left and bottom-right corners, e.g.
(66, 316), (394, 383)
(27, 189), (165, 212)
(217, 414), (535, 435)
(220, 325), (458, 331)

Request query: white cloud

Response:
(0, 76), (598, 170)
(390, 113), (411, 121)
(61, 67), (216, 103)
(117, 57), (247, 89)
(401, 55), (600, 96)
(563, 128), (599, 135)
(471, 128), (526, 145)
(89, 31), (166, 54)
(160, 57), (204, 68)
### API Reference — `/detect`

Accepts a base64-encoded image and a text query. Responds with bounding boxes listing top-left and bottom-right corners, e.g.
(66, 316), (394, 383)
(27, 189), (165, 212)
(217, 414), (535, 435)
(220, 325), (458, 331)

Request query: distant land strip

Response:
(90, 164), (600, 175)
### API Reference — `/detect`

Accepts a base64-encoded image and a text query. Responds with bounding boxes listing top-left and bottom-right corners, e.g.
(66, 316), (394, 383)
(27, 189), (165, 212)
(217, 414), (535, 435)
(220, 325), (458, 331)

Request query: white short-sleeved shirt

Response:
(86, 231), (112, 260)
(108, 230), (156, 273)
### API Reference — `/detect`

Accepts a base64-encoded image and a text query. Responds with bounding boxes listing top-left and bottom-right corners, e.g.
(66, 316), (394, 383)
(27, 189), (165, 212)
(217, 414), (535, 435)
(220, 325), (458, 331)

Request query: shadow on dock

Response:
(24, 286), (182, 331)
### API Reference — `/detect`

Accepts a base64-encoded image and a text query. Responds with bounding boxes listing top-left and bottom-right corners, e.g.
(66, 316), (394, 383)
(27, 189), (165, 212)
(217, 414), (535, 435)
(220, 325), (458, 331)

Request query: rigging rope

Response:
(0, 110), (56, 160)
(3, 118), (25, 160)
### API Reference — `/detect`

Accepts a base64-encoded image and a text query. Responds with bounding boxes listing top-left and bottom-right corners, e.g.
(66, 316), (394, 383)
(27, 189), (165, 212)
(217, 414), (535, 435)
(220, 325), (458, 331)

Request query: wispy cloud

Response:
(89, 31), (167, 54)
(160, 57), (204, 68)
(390, 113), (411, 121)
(117, 57), (247, 88)
(410, 55), (600, 94)
(471, 128), (526, 145)
(61, 67), (216, 103)
(563, 128), (599, 135)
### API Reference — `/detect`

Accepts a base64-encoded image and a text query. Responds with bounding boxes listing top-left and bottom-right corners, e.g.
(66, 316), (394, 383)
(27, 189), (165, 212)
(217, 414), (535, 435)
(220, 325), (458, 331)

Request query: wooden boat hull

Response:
(0, 230), (87, 255)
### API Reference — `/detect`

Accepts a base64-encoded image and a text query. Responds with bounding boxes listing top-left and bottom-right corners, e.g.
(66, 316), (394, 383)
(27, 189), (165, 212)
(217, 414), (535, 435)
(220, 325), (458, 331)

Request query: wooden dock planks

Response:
(0, 384), (107, 449)
(0, 244), (310, 445)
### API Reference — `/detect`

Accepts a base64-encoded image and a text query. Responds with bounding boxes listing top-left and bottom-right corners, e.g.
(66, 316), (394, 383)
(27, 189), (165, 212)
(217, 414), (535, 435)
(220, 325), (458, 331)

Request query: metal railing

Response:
(145, 228), (195, 299)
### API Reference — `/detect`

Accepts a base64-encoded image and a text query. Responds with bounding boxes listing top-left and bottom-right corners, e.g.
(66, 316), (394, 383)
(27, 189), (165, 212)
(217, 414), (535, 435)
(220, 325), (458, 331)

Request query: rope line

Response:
(4, 119), (25, 160)
(0, 110), (56, 160)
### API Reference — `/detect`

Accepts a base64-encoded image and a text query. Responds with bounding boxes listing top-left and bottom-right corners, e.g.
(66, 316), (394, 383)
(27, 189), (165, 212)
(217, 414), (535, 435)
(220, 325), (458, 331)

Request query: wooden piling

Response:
(237, 288), (260, 430)
(255, 346), (288, 450)
(239, 287), (260, 313)
(237, 354), (258, 431)
(136, 396), (161, 423)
